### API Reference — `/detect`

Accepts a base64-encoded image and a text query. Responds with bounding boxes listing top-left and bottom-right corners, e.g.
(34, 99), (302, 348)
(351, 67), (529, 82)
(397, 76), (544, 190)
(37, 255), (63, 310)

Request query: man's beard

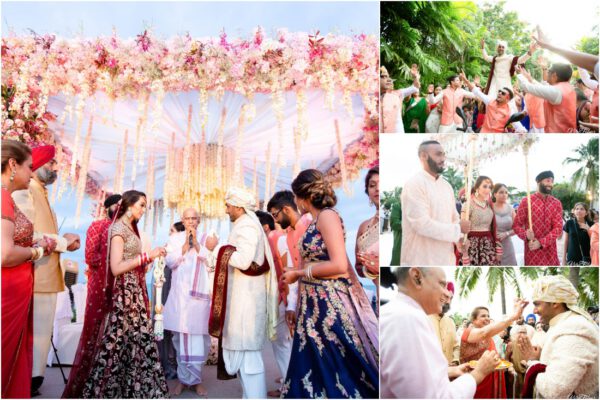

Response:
(37, 168), (57, 185)
(527, 321), (535, 327)
(279, 214), (291, 229)
(441, 303), (450, 315)
(538, 182), (553, 194)
(427, 155), (444, 174)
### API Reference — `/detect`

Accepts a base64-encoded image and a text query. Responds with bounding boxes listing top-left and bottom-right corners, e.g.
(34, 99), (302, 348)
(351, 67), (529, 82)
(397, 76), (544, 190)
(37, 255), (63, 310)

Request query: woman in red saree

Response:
(460, 300), (528, 399)
(1, 141), (55, 398)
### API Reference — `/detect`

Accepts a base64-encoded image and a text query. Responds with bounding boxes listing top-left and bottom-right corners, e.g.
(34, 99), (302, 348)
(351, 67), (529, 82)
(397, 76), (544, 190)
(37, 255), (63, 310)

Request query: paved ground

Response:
(39, 344), (281, 399)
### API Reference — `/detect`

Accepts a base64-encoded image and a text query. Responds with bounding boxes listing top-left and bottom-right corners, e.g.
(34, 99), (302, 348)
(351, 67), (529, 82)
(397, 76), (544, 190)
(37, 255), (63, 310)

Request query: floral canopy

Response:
(2, 28), (379, 225)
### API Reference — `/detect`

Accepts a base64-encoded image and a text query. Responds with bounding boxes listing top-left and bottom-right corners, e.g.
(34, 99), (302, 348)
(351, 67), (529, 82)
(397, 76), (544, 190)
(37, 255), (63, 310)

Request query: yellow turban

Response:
(532, 275), (593, 323)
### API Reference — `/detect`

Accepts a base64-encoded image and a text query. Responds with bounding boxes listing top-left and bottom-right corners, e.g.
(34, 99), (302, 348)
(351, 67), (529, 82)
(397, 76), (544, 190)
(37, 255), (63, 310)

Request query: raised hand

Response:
(511, 298), (529, 320)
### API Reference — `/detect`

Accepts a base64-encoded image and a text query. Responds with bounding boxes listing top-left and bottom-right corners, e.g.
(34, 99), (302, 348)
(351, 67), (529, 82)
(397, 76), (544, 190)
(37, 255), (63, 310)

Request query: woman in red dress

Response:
(1, 141), (55, 398)
(460, 299), (528, 399)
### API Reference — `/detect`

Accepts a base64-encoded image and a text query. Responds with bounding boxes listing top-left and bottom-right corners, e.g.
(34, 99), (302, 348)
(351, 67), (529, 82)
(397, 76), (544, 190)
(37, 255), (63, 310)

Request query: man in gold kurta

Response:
(429, 282), (460, 366)
(12, 155), (81, 396)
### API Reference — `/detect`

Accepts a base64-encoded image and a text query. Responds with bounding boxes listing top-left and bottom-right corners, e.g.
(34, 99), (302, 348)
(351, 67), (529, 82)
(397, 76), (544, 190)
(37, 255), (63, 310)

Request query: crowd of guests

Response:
(381, 267), (600, 399)
(1, 138), (380, 399)
(392, 139), (599, 266)
(381, 27), (599, 133)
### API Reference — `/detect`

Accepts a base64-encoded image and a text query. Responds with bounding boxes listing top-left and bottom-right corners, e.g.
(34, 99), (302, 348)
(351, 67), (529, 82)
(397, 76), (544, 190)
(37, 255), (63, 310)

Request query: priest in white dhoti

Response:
(208, 187), (279, 399)
(481, 38), (536, 97)
(164, 208), (217, 396)
(381, 267), (500, 398)
(401, 140), (471, 265)
(518, 275), (599, 399)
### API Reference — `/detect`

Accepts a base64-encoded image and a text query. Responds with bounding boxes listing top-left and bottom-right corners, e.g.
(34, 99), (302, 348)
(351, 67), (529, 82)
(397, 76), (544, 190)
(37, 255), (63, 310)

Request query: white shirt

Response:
(164, 231), (211, 335)
(517, 74), (563, 105)
(401, 170), (461, 266)
(579, 68), (599, 91)
(381, 292), (477, 399)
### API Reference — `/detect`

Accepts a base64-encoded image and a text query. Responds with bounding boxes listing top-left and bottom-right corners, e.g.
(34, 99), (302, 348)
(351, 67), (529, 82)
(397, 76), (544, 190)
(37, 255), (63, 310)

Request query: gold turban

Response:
(532, 275), (594, 323)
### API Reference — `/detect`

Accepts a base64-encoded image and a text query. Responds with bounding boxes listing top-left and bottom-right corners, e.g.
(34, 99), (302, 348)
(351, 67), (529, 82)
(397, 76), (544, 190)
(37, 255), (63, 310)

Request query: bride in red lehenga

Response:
(61, 194), (121, 398)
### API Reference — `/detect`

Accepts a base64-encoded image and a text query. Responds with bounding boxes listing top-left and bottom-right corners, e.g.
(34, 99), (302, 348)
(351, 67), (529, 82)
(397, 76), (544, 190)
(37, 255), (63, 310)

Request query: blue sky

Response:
(2, 1), (379, 37)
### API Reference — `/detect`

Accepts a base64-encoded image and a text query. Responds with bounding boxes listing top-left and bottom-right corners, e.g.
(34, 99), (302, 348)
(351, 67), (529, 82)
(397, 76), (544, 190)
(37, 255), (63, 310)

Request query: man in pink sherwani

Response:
(164, 208), (218, 396)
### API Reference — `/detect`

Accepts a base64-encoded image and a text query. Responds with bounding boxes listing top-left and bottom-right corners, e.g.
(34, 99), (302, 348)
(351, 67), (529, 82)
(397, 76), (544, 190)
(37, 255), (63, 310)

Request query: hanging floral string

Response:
(264, 142), (271, 210)
(215, 107), (227, 187)
(75, 116), (93, 227)
(334, 119), (350, 195)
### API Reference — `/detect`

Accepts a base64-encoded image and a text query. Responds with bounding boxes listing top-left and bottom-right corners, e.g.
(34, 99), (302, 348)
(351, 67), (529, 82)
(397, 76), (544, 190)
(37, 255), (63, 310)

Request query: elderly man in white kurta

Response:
(381, 267), (499, 398)
(518, 275), (599, 399)
(481, 39), (535, 97)
(215, 187), (278, 399)
(164, 208), (217, 396)
(401, 140), (471, 265)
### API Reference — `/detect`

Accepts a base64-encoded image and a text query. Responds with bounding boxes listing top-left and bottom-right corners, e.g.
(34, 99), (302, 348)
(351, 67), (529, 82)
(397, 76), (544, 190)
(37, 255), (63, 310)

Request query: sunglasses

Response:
(498, 90), (508, 96)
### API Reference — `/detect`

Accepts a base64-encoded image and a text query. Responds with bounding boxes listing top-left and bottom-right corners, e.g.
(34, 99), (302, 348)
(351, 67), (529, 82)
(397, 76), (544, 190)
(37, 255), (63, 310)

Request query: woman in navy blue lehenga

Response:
(280, 169), (379, 399)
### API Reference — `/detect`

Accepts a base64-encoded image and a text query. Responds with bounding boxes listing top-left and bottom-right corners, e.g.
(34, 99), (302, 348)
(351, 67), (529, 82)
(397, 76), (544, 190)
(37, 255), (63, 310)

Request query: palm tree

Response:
(563, 137), (599, 208)
(458, 267), (599, 311)
(455, 267), (544, 315)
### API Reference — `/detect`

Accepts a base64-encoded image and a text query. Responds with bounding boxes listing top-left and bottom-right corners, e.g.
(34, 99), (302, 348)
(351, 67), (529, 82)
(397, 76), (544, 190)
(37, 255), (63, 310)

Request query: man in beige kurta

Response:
(428, 282), (460, 366)
(518, 275), (599, 399)
(400, 141), (471, 265)
(12, 158), (80, 395)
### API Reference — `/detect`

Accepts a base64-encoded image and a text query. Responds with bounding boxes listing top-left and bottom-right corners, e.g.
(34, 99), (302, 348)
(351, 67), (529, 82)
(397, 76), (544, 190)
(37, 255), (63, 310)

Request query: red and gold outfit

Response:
(62, 218), (112, 398)
(1, 187), (34, 399)
(513, 192), (563, 266)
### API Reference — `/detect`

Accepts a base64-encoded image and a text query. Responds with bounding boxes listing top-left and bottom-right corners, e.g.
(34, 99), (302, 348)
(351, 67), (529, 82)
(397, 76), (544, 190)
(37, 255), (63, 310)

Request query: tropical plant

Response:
(381, 1), (539, 92)
(551, 183), (588, 217)
(442, 166), (465, 196)
(563, 137), (599, 207)
(523, 267), (599, 309)
(455, 267), (536, 315)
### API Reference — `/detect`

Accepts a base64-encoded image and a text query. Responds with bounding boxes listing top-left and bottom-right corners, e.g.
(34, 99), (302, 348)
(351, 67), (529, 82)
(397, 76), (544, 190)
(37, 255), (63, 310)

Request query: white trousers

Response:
(223, 349), (266, 399)
(32, 293), (57, 377)
(271, 304), (292, 380)
(172, 332), (209, 385)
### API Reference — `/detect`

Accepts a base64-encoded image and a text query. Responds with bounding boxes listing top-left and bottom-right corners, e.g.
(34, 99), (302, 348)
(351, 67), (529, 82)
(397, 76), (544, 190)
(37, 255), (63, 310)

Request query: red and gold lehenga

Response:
(465, 196), (502, 266)
(81, 220), (168, 398)
(62, 218), (112, 398)
(460, 327), (507, 399)
(1, 187), (34, 399)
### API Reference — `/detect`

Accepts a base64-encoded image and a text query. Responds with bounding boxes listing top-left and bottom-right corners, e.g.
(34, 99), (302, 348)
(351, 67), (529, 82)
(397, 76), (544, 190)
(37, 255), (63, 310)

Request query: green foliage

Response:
(563, 137), (599, 206)
(381, 186), (402, 213)
(381, 1), (547, 91)
(577, 24), (599, 56)
(442, 166), (465, 196)
(552, 183), (589, 214)
(455, 267), (598, 313)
